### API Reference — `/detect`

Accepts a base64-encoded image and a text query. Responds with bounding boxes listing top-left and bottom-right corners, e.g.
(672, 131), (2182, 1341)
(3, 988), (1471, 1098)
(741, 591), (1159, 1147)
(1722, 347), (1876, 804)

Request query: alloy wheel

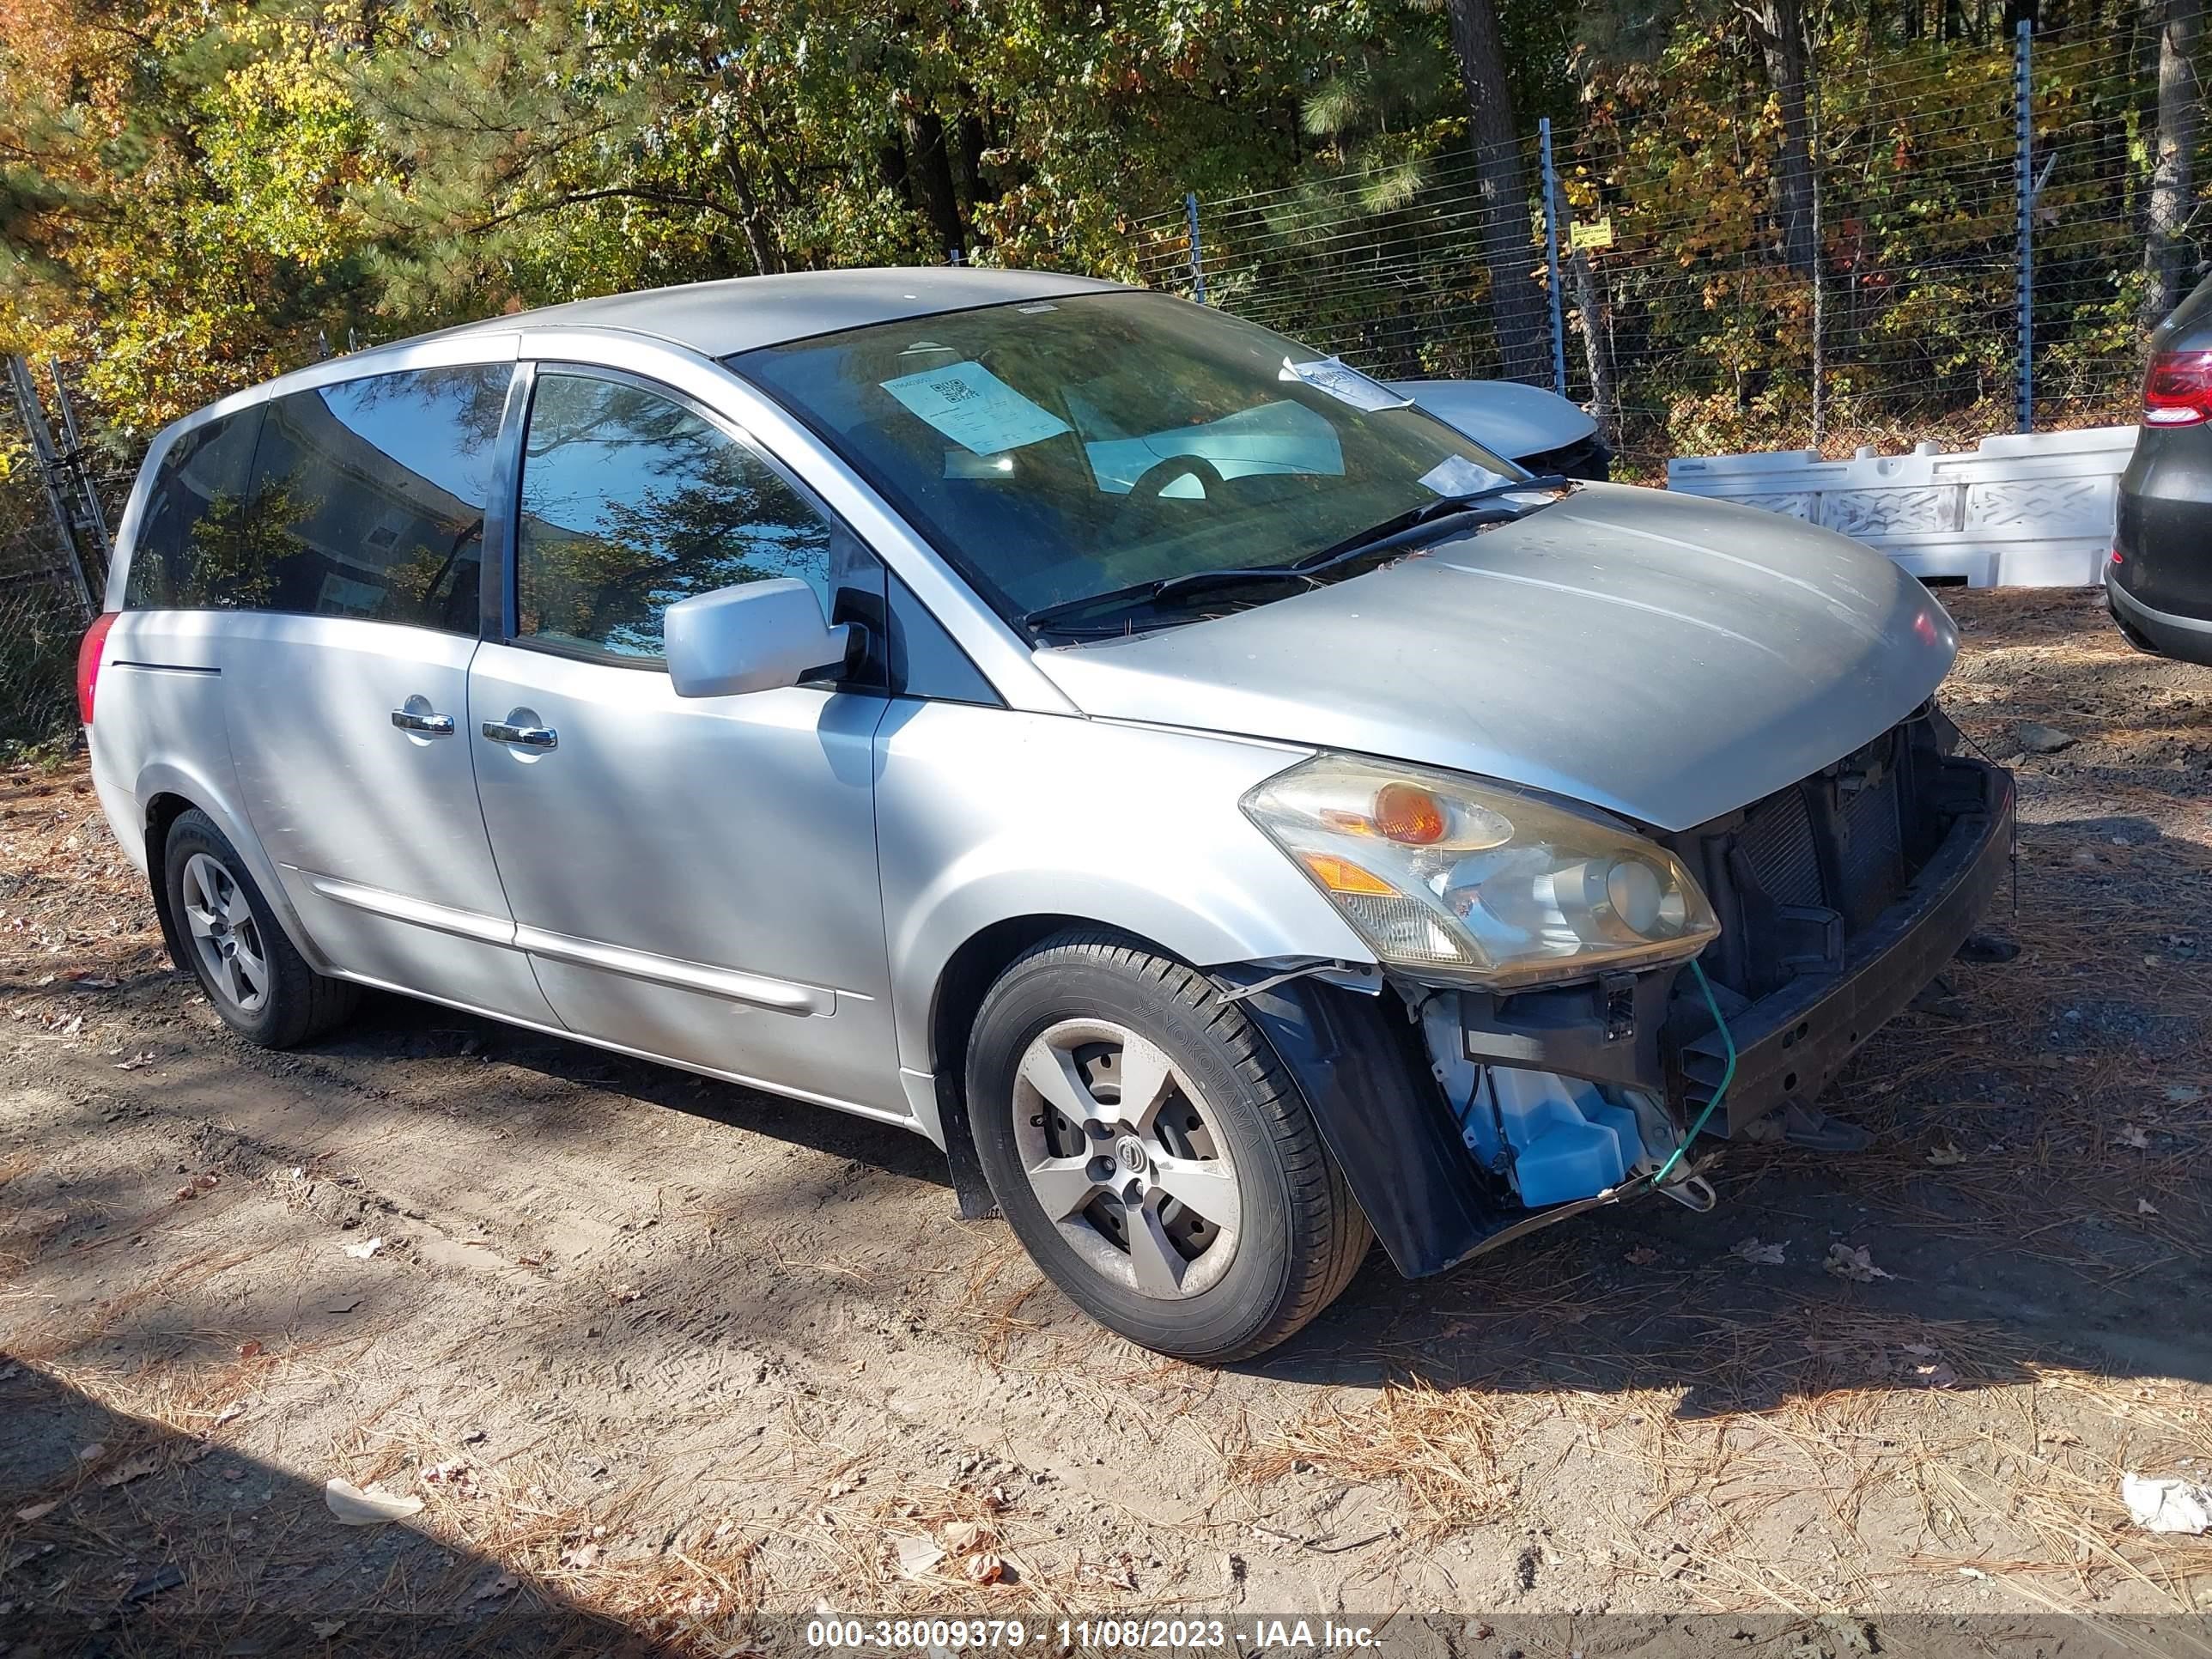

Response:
(1011, 1018), (1242, 1299)
(179, 852), (270, 1014)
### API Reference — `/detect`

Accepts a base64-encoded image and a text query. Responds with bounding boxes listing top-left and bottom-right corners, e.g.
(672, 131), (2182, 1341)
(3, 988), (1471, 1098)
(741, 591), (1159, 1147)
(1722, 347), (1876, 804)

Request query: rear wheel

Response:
(161, 809), (358, 1048)
(966, 930), (1370, 1362)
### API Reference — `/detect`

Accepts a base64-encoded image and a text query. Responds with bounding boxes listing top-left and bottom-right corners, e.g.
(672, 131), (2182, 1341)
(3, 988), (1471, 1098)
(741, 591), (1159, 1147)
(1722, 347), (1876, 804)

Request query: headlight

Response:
(1242, 753), (1718, 988)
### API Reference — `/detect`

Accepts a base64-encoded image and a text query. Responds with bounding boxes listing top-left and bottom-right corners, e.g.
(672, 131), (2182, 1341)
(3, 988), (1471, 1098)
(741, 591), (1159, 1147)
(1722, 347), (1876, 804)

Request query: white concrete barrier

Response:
(1667, 426), (2141, 587)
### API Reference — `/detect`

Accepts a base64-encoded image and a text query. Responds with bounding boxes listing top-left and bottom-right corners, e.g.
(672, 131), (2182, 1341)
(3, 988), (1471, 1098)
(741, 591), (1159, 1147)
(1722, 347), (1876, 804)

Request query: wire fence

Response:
(1, 357), (131, 757)
(1127, 19), (2191, 473)
(0, 506), (87, 755)
(0, 20), (2191, 737)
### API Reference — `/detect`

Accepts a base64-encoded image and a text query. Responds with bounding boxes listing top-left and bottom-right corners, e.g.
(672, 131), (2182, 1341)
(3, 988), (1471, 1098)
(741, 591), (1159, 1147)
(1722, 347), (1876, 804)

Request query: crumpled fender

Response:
(1218, 968), (1510, 1279)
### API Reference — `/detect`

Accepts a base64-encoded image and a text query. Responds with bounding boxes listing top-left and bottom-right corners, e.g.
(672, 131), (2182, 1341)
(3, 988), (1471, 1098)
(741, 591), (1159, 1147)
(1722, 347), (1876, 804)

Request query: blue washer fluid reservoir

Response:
(1470, 1067), (1642, 1208)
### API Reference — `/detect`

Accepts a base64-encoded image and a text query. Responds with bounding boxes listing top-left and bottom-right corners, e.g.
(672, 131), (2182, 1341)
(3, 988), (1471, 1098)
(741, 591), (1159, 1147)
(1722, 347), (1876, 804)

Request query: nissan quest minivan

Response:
(80, 270), (2014, 1361)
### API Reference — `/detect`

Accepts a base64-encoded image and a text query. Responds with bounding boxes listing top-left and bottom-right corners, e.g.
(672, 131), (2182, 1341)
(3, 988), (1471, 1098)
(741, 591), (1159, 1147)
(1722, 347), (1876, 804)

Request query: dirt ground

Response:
(3, 586), (2211, 1656)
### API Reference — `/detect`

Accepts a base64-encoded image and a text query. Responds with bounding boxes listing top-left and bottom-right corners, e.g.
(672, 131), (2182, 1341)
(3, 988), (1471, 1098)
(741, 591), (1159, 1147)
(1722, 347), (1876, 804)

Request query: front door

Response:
(467, 367), (905, 1116)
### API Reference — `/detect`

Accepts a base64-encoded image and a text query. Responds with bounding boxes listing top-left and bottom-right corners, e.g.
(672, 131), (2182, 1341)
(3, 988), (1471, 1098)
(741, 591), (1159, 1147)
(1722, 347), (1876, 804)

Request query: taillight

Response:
(2143, 349), (2212, 427)
(76, 611), (118, 725)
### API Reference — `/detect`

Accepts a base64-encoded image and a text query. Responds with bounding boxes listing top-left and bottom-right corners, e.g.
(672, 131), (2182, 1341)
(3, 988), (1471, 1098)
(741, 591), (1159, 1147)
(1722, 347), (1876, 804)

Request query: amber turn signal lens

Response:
(1297, 851), (1398, 896)
(1373, 782), (1447, 845)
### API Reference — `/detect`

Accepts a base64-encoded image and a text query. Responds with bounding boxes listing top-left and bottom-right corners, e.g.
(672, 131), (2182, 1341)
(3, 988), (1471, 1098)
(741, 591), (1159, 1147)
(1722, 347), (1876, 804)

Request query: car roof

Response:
(410, 266), (1129, 361)
(145, 267), (1141, 481)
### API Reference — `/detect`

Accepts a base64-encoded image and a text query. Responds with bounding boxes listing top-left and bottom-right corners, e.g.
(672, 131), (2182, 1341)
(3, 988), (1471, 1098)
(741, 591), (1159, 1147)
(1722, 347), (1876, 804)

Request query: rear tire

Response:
(966, 929), (1370, 1363)
(160, 809), (358, 1048)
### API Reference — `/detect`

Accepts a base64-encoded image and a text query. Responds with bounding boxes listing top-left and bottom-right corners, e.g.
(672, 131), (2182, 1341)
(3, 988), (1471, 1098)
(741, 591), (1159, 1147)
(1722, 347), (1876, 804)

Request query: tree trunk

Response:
(1741, 0), (1817, 273)
(2144, 0), (2202, 326)
(957, 105), (997, 253)
(878, 135), (908, 197)
(1570, 247), (1619, 444)
(722, 162), (784, 275)
(903, 107), (964, 261)
(958, 107), (995, 202)
(1442, 0), (1549, 382)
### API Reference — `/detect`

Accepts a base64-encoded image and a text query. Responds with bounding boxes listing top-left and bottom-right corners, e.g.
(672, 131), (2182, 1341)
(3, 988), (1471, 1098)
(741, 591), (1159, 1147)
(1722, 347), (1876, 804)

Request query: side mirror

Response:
(665, 578), (854, 699)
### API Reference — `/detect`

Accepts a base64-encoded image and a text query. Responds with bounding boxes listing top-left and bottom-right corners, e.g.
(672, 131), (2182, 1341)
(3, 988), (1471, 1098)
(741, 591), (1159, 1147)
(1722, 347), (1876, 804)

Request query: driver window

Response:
(516, 371), (869, 661)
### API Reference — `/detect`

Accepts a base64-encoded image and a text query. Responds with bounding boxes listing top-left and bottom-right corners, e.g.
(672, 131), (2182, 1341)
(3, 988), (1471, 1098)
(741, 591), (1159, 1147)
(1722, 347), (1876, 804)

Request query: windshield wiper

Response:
(1293, 474), (1570, 572)
(1022, 566), (1322, 634)
(1021, 474), (1571, 637)
(1164, 475), (1568, 601)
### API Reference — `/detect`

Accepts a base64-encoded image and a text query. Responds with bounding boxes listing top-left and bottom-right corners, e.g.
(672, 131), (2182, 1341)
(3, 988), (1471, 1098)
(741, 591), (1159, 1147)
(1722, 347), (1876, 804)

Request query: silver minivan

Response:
(81, 270), (2014, 1360)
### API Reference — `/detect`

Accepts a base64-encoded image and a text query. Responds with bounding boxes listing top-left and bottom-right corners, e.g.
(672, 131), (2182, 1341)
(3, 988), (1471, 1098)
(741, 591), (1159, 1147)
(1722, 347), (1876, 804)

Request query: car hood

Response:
(1031, 483), (1959, 832)
(1389, 379), (1598, 461)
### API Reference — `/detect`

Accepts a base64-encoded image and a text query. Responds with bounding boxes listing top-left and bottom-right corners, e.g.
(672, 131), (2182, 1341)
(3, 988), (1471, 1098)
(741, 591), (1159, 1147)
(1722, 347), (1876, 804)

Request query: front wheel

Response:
(966, 931), (1370, 1363)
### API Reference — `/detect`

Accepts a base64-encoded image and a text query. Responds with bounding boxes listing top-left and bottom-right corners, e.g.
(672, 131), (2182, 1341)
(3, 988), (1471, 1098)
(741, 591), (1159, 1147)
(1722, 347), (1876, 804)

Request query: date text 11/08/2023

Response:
(803, 1618), (1382, 1651)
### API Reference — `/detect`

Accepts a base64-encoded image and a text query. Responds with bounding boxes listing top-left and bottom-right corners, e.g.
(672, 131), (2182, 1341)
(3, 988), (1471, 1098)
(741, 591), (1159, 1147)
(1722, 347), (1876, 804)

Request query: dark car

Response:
(2112, 274), (2212, 663)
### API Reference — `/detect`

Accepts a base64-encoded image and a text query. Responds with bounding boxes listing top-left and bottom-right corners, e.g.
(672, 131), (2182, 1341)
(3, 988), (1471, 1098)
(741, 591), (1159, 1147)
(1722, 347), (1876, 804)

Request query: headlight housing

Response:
(1242, 753), (1718, 989)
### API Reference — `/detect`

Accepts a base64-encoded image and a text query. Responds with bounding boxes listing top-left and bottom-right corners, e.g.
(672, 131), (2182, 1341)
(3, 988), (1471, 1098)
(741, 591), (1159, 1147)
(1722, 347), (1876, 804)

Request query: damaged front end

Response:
(1224, 702), (2015, 1279)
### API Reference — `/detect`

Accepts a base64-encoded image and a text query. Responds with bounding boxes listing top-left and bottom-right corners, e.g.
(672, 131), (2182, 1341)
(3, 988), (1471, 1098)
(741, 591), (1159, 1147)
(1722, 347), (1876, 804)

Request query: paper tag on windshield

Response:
(1417, 455), (1511, 497)
(1279, 356), (1414, 412)
(879, 361), (1070, 456)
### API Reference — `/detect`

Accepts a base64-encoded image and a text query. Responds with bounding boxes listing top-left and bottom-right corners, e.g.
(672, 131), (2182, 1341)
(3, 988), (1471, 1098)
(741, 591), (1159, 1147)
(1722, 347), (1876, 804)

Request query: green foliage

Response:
(1176, 0), (2179, 465)
(0, 0), (2193, 462)
(6, 0), (1415, 431)
(1, 3), (380, 431)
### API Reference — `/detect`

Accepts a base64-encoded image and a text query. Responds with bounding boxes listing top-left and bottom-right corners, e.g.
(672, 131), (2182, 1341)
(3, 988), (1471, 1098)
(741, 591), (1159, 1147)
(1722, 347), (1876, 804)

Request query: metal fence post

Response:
(2014, 18), (2034, 434)
(1185, 192), (1206, 305)
(1538, 118), (1567, 398)
(1809, 70), (1826, 450)
(47, 362), (113, 584)
(4, 355), (94, 618)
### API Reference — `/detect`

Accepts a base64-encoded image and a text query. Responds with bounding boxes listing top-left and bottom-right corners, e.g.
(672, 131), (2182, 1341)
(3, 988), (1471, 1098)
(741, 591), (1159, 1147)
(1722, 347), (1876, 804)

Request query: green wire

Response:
(1651, 957), (1735, 1188)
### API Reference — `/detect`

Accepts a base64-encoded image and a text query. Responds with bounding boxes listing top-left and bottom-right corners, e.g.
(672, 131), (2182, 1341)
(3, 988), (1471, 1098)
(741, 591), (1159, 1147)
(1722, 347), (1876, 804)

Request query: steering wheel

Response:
(1112, 453), (1227, 535)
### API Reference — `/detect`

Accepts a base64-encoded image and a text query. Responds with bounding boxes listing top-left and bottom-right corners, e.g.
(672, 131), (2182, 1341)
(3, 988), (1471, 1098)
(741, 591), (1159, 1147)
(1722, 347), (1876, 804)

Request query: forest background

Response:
(0, 0), (2200, 467)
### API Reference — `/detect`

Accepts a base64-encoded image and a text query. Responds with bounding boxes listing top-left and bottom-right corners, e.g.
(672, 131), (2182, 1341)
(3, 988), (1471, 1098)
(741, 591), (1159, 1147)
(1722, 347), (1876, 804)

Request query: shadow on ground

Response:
(7, 586), (2212, 1630)
(0, 1366), (673, 1656)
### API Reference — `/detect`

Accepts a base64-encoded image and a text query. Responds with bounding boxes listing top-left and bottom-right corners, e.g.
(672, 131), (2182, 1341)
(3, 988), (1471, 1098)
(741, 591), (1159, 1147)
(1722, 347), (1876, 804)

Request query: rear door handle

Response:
(390, 707), (455, 736)
(482, 720), (558, 750)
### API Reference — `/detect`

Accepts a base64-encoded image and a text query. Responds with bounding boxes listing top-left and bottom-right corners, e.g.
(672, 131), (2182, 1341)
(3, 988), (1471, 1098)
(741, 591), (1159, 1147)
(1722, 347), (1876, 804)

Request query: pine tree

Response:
(1443, 0), (1553, 380)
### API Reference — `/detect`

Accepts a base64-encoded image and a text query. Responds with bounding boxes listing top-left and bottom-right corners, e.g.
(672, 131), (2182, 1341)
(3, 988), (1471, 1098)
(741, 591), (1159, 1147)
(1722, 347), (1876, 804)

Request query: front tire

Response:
(966, 930), (1370, 1363)
(160, 809), (359, 1048)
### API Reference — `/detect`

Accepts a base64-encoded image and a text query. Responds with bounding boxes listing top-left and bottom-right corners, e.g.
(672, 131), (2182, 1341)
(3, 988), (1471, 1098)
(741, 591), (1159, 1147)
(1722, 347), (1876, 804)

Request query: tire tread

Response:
(978, 927), (1371, 1361)
(161, 809), (359, 1049)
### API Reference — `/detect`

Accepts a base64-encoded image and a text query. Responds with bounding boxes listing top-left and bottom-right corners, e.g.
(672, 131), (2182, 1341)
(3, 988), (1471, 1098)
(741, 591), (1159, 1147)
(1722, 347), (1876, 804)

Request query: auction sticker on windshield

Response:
(1278, 356), (1414, 412)
(880, 361), (1072, 455)
(1417, 454), (1512, 496)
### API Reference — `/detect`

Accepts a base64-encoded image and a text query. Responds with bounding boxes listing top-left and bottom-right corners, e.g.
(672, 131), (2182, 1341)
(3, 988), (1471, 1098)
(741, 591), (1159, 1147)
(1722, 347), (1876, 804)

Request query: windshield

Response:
(728, 293), (1528, 629)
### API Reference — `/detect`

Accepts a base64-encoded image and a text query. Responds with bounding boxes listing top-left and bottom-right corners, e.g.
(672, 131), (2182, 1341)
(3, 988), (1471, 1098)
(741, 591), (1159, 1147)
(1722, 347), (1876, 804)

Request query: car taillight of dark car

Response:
(2142, 349), (2212, 427)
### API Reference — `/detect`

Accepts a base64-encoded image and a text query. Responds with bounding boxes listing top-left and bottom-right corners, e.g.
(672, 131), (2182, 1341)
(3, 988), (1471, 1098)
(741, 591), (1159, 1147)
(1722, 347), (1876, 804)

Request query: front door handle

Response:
(390, 705), (455, 736)
(482, 720), (558, 750)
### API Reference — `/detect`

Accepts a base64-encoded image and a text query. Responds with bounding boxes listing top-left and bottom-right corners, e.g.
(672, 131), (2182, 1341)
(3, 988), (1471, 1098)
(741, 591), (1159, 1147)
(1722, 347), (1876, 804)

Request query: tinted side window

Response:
(515, 372), (853, 660)
(124, 407), (265, 609)
(246, 365), (512, 630)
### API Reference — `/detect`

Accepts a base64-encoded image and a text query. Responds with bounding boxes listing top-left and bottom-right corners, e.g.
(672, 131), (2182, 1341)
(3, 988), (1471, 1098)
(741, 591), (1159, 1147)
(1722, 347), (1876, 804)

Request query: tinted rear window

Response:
(2166, 271), (2212, 342)
(124, 408), (266, 609)
(125, 363), (512, 632)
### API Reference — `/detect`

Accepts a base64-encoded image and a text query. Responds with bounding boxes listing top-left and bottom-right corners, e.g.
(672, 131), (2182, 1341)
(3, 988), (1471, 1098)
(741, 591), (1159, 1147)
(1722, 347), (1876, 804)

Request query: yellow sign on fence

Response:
(1569, 216), (1616, 252)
